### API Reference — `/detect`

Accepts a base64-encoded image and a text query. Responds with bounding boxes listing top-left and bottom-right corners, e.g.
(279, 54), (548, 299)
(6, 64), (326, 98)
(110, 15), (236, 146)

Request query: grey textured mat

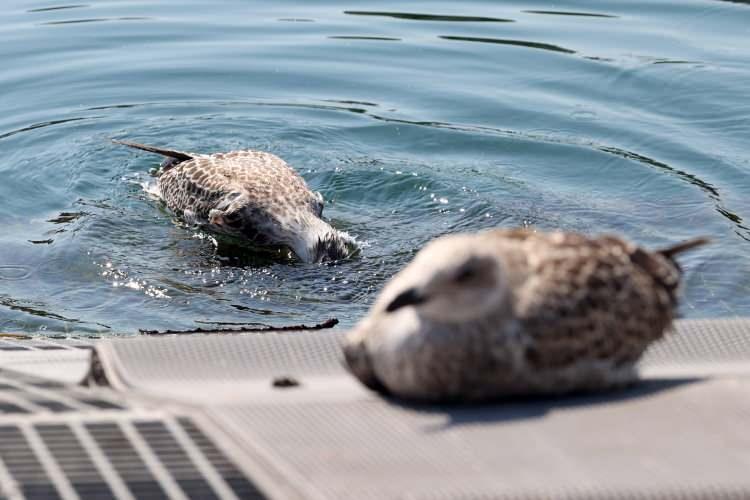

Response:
(641, 318), (750, 374)
(0, 338), (95, 384)
(87, 318), (750, 499)
(96, 329), (346, 397)
(212, 378), (750, 499)
(95, 319), (750, 395)
(0, 369), (265, 500)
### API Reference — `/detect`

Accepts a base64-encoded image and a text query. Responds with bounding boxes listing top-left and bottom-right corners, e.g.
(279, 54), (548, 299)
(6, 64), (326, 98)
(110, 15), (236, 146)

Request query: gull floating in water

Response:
(113, 139), (356, 263)
(343, 229), (707, 402)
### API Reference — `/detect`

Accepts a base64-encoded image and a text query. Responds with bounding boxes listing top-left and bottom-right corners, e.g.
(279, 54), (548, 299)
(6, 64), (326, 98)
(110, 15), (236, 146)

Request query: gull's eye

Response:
(385, 288), (426, 313)
(454, 265), (477, 283)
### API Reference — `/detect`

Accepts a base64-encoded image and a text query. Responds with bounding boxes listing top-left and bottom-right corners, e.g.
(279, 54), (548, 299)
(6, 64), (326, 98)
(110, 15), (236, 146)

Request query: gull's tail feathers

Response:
(112, 139), (193, 163)
(657, 237), (710, 259)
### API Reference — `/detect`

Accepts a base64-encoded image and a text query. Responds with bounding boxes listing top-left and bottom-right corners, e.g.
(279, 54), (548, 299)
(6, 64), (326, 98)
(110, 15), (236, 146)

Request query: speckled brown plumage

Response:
(343, 229), (707, 402)
(157, 149), (323, 223)
(114, 139), (355, 262)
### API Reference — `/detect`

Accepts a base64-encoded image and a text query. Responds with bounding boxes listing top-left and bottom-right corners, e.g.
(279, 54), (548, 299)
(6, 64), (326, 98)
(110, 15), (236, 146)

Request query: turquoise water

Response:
(1, 1), (749, 335)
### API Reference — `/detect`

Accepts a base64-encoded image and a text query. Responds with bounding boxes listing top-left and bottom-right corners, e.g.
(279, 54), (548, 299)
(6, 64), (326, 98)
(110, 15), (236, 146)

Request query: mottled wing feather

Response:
(507, 232), (677, 370)
(157, 149), (322, 221)
(158, 156), (230, 219)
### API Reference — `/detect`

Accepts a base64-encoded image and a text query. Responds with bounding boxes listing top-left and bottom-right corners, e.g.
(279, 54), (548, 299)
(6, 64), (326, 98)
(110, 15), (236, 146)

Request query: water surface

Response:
(1, 0), (749, 334)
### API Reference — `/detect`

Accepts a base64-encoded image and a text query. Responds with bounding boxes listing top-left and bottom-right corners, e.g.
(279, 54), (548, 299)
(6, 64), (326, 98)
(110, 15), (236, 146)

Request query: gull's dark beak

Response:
(385, 287), (427, 313)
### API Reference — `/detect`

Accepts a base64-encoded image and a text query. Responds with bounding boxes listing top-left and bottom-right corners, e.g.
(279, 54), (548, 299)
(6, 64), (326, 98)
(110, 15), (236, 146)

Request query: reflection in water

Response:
(86, 103), (140, 111)
(344, 11), (514, 22)
(329, 36), (401, 41)
(652, 60), (700, 65)
(0, 117), (98, 140)
(27, 211), (90, 244)
(41, 17), (150, 25)
(439, 36), (576, 54)
(598, 147), (720, 198)
(523, 10), (617, 18)
(716, 208), (746, 227)
(47, 212), (88, 224)
(212, 240), (295, 268)
(230, 303), (276, 315)
(322, 99), (378, 107)
(0, 295), (110, 329)
(27, 4), (88, 12)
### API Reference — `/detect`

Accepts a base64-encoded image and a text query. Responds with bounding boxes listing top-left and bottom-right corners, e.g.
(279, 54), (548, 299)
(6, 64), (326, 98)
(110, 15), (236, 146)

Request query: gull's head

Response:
(379, 234), (508, 323)
(310, 230), (358, 263)
(208, 191), (359, 263)
(285, 211), (359, 264)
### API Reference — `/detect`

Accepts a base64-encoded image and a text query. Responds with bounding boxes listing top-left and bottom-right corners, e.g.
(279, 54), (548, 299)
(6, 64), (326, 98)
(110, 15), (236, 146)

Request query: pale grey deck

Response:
(1, 318), (749, 499)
